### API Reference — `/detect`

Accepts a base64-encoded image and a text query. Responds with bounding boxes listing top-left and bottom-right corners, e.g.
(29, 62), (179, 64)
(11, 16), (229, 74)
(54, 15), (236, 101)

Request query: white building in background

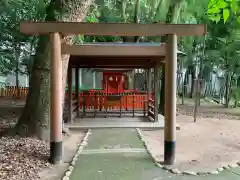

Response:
(0, 68), (98, 89)
(0, 66), (225, 96)
(5, 74), (29, 87)
(0, 74), (29, 87)
(0, 61), (30, 87)
(179, 66), (225, 96)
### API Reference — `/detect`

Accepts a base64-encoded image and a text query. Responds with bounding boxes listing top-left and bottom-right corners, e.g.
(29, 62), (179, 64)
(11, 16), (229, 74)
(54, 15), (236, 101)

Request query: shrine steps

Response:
(66, 115), (180, 130)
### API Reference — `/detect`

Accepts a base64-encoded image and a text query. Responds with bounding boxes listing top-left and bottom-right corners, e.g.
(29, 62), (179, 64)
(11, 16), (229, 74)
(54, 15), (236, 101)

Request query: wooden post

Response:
(181, 58), (184, 105)
(154, 64), (159, 121)
(93, 71), (96, 89)
(119, 93), (122, 117)
(143, 70), (147, 116)
(79, 68), (82, 88)
(147, 68), (152, 116)
(132, 92), (135, 117)
(164, 34), (177, 165)
(67, 65), (73, 122)
(75, 67), (79, 116)
(50, 32), (63, 164)
(94, 92), (97, 118)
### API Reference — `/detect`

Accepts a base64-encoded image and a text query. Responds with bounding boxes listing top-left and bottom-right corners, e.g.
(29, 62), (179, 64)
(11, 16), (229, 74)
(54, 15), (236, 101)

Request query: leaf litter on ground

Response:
(0, 136), (51, 180)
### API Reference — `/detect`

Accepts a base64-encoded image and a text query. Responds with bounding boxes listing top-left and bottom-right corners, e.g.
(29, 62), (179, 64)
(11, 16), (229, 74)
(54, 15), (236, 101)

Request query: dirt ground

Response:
(141, 99), (240, 172)
(0, 98), (85, 180)
(1, 98), (240, 176)
(0, 98), (25, 133)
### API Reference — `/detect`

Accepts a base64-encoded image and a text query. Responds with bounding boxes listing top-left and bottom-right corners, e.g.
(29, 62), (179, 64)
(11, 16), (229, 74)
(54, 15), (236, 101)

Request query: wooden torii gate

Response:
(20, 22), (206, 165)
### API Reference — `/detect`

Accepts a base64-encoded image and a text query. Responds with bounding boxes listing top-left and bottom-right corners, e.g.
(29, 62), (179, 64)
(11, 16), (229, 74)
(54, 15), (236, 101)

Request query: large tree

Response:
(159, 0), (185, 114)
(14, 0), (94, 140)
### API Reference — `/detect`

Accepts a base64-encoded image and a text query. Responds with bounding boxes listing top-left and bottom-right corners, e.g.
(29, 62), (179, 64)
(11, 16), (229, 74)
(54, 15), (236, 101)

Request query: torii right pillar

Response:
(164, 34), (177, 165)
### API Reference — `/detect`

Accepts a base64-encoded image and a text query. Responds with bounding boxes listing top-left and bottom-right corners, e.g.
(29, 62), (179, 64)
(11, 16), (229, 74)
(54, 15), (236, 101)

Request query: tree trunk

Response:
(224, 71), (234, 108)
(15, 43), (21, 98)
(176, 63), (180, 93)
(183, 70), (188, 96)
(127, 71), (134, 89)
(14, 0), (94, 140)
(153, 0), (164, 19)
(159, 67), (165, 114)
(189, 66), (195, 98)
(134, 0), (140, 42)
(15, 60), (20, 98)
(15, 68), (19, 97)
(159, 0), (184, 115)
(225, 71), (230, 108)
(205, 72), (212, 97)
(123, 0), (140, 88)
(237, 76), (240, 87)
(180, 57), (184, 105)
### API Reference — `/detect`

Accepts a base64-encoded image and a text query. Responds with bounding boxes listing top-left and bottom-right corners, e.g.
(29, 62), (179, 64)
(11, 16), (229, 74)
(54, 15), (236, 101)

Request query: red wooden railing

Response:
(0, 86), (28, 98)
(0, 86), (154, 110)
(66, 90), (155, 111)
(72, 91), (152, 110)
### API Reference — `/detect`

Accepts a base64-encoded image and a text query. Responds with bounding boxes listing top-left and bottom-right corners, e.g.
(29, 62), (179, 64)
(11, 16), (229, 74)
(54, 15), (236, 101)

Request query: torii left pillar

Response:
(164, 34), (177, 165)
(50, 32), (63, 164)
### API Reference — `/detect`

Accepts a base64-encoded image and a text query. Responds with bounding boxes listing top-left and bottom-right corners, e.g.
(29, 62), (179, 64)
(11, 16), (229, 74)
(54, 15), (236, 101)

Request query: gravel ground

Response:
(177, 100), (240, 120)
(0, 137), (51, 180)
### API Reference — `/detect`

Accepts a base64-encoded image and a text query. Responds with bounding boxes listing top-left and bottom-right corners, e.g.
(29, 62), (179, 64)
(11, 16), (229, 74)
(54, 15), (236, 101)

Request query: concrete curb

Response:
(136, 128), (240, 176)
(62, 129), (92, 180)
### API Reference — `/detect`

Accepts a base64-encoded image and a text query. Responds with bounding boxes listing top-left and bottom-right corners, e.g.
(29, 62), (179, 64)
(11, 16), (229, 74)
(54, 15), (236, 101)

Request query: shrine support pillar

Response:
(50, 32), (63, 164)
(93, 71), (96, 89)
(79, 68), (82, 87)
(147, 68), (152, 116)
(67, 64), (73, 122)
(75, 67), (79, 116)
(154, 64), (159, 121)
(164, 34), (177, 165)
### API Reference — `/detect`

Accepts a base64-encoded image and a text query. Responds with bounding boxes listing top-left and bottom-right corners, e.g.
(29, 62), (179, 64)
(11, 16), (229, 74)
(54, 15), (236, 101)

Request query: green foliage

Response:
(208, 0), (240, 23)
(0, 0), (47, 75)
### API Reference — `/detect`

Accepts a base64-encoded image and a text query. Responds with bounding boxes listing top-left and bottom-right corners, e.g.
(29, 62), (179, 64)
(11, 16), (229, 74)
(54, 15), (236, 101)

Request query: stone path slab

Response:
(228, 168), (240, 176)
(85, 129), (144, 149)
(68, 129), (240, 180)
(79, 148), (147, 154)
(68, 116), (181, 130)
(70, 153), (176, 180)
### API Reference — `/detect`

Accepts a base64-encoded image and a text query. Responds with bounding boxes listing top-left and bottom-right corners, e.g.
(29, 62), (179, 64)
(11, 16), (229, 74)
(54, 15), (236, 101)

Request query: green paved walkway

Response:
(69, 129), (240, 180)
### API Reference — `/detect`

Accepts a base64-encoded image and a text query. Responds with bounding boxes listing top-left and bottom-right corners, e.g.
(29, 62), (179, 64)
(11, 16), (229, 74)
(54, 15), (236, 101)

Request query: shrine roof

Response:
(80, 42), (186, 56)
(89, 68), (134, 72)
(68, 42), (186, 68)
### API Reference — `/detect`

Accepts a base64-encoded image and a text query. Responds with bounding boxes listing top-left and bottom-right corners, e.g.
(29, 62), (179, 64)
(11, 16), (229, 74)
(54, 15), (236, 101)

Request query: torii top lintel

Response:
(20, 22), (206, 37)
